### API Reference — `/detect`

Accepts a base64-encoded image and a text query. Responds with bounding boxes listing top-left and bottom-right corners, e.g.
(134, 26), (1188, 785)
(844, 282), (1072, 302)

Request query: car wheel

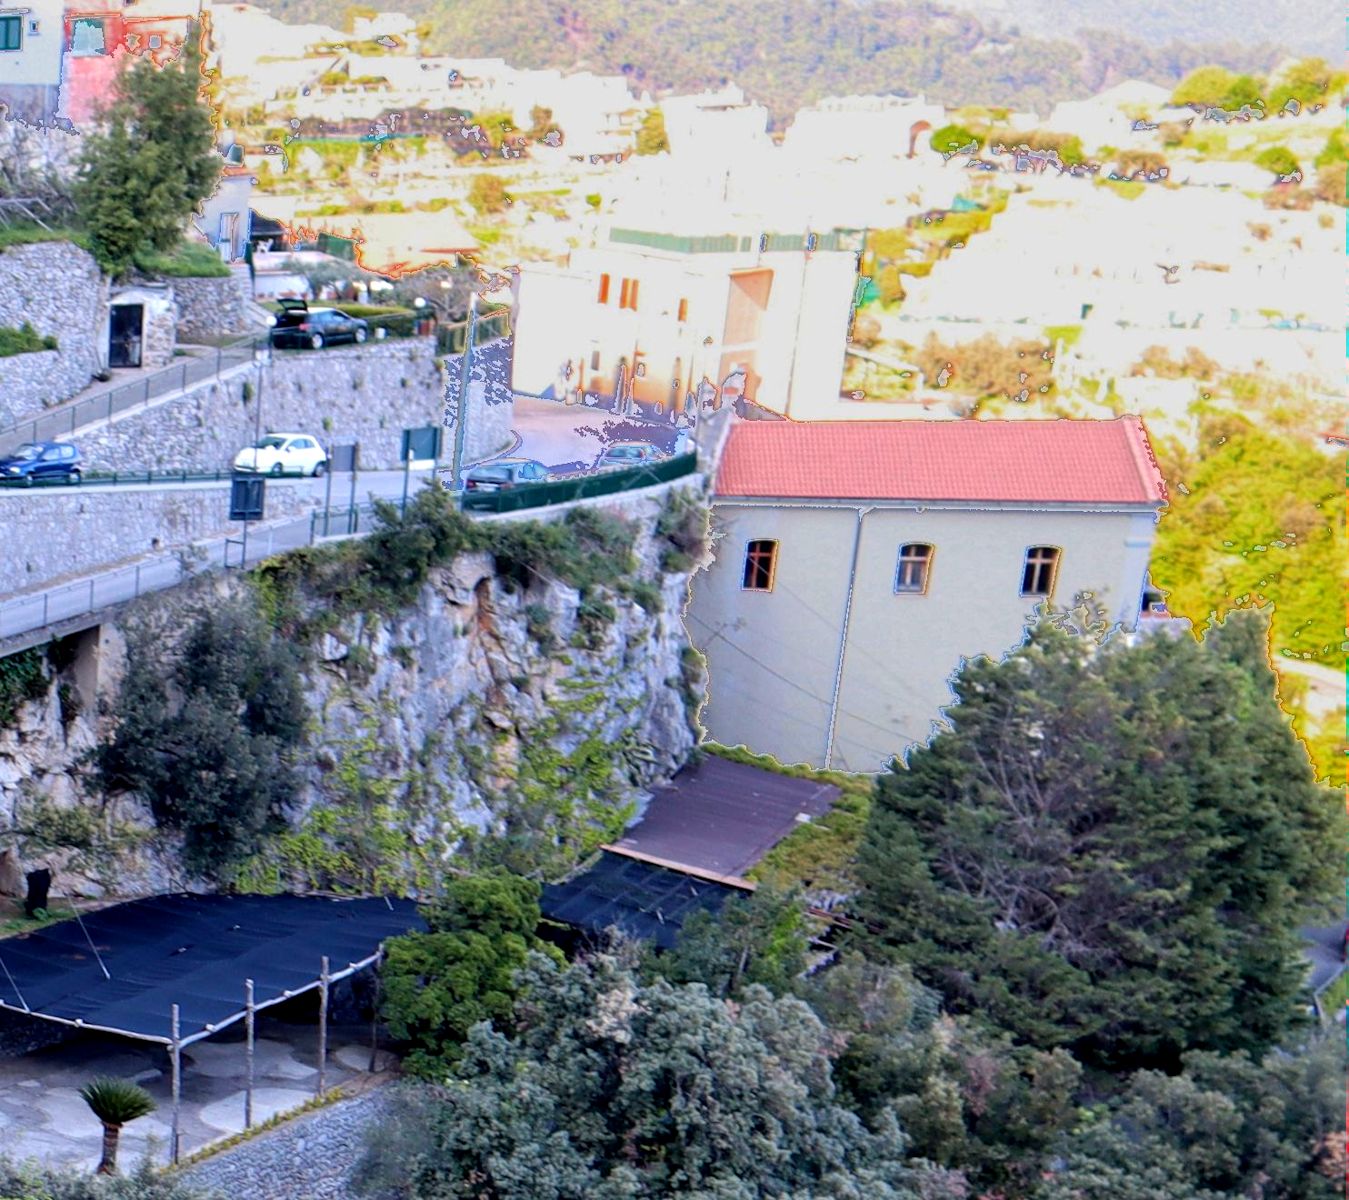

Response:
(354, 327), (368, 344)
(312, 460), (327, 478)
(309, 333), (325, 350)
(22, 475), (33, 488)
(270, 462), (284, 477)
(67, 469), (81, 484)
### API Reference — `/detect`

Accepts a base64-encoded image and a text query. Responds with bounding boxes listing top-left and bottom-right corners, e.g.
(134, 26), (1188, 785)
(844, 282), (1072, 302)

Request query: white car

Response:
(233, 433), (328, 477)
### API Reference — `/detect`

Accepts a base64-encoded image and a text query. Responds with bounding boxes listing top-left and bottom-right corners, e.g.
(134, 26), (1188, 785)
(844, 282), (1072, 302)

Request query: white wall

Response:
(0, 0), (63, 88)
(687, 500), (1159, 771)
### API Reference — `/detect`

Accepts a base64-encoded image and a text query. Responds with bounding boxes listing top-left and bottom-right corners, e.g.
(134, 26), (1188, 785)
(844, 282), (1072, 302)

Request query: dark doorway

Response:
(109, 304), (144, 368)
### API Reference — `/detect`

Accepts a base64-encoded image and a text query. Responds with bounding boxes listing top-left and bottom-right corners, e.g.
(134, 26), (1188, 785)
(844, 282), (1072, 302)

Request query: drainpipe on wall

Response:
(823, 504), (873, 770)
(783, 233), (813, 420)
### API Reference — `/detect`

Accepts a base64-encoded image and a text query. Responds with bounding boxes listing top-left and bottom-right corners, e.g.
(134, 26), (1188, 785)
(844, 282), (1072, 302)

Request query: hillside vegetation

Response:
(266, 0), (1287, 123)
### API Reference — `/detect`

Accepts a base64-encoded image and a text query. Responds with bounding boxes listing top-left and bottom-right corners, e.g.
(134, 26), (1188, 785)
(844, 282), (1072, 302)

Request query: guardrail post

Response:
(42, 593), (48, 626)
(180, 362), (187, 392)
(88, 577), (94, 613)
(143, 378), (150, 407)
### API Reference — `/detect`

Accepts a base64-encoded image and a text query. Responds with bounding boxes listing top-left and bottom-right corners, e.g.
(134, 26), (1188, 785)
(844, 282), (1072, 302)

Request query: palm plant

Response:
(78, 1077), (157, 1175)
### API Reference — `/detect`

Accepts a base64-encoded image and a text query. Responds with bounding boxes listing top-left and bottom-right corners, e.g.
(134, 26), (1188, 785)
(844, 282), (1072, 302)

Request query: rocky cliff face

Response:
(0, 488), (707, 898)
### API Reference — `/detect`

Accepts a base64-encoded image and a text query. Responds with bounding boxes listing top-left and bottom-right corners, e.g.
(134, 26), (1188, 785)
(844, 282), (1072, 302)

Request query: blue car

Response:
(0, 441), (83, 486)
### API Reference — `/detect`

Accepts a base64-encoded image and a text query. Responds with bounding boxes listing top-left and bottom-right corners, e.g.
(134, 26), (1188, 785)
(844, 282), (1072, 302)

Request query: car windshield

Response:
(11, 444), (42, 461)
(255, 436), (287, 450)
(474, 466), (515, 481)
(607, 447), (643, 458)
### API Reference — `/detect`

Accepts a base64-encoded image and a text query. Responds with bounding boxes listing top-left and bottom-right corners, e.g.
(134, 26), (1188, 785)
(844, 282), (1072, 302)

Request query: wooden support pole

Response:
(244, 979), (255, 1130)
(169, 1005), (181, 1166)
(317, 956), (330, 1097)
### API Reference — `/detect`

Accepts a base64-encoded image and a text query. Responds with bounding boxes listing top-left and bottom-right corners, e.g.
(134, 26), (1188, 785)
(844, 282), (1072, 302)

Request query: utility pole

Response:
(448, 289), (478, 498)
(241, 341), (269, 566)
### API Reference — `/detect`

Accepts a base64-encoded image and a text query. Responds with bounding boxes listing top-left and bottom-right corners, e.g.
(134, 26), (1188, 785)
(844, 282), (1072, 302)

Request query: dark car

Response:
(455, 458), (552, 509)
(596, 441), (665, 470)
(269, 299), (371, 350)
(0, 441), (83, 486)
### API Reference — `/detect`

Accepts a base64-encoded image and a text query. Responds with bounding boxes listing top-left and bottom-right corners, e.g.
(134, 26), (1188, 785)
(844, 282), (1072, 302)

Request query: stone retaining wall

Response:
(0, 241), (106, 420)
(172, 273), (255, 341)
(1, 480), (311, 592)
(0, 350), (65, 425)
(75, 338), (514, 473)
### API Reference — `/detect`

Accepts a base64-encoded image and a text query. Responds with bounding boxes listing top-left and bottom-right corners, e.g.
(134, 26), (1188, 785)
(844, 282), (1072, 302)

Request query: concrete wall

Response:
(0, 241), (106, 421)
(171, 273), (255, 341)
(444, 336), (516, 464)
(686, 500), (1158, 772)
(1, 480), (311, 591)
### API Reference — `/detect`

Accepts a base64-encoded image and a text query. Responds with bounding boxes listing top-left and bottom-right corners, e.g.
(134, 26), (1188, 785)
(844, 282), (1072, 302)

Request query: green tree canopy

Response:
(929, 124), (980, 155)
(1035, 1033), (1343, 1199)
(652, 884), (809, 998)
(72, 27), (220, 276)
(1268, 56), (1348, 112)
(380, 871), (561, 1078)
(357, 949), (967, 1200)
(1256, 145), (1300, 177)
(635, 108), (668, 155)
(1171, 65), (1240, 106)
(1151, 415), (1343, 665)
(856, 612), (1338, 1071)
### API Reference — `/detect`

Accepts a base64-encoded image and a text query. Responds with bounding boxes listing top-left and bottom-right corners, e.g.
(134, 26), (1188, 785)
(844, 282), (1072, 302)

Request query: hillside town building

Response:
(511, 226), (861, 419)
(686, 417), (1168, 772)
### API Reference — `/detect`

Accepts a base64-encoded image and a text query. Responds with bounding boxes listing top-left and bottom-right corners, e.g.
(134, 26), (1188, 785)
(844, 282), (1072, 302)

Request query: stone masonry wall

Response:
(0, 351), (65, 425)
(75, 338), (514, 473)
(1, 480), (311, 592)
(0, 241), (107, 422)
(171, 273), (254, 342)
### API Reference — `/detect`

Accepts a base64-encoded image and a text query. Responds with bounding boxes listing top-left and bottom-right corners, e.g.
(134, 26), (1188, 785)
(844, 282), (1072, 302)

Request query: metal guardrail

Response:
(0, 334), (266, 454)
(459, 452), (700, 514)
(0, 469), (243, 490)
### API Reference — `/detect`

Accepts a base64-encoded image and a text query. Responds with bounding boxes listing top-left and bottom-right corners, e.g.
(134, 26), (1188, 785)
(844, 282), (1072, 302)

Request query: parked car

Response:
(0, 441), (82, 485)
(233, 433), (328, 477)
(457, 458), (553, 508)
(596, 442), (665, 470)
(269, 299), (370, 350)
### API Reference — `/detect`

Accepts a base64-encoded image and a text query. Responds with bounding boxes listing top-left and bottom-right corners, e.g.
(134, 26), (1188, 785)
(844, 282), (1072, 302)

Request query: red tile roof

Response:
(715, 417), (1167, 505)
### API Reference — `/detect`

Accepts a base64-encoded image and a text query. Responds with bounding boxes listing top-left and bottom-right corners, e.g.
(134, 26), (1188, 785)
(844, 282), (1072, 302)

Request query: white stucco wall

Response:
(0, 0), (63, 88)
(686, 500), (1160, 772)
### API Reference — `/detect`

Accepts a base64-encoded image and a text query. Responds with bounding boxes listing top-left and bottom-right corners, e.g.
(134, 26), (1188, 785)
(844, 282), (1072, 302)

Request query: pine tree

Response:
(856, 612), (1338, 1071)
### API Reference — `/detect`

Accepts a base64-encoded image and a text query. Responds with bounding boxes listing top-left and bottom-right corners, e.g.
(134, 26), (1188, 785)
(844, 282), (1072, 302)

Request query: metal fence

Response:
(0, 334), (265, 454)
(436, 310), (511, 356)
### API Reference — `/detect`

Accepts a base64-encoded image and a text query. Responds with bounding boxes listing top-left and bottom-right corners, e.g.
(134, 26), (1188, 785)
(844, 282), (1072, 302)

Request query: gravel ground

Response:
(176, 1085), (395, 1200)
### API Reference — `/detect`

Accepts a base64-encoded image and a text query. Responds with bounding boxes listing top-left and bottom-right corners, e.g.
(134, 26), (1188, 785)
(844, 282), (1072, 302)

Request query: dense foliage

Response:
(0, 1158), (208, 1199)
(357, 949), (967, 1200)
(0, 645), (48, 727)
(263, 1), (1287, 123)
(855, 612), (1337, 1071)
(380, 872), (561, 1078)
(94, 596), (308, 878)
(1151, 413), (1342, 666)
(73, 29), (220, 275)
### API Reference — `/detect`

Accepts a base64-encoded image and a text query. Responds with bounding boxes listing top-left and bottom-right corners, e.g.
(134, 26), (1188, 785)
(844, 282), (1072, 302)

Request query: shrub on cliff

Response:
(94, 595), (307, 879)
